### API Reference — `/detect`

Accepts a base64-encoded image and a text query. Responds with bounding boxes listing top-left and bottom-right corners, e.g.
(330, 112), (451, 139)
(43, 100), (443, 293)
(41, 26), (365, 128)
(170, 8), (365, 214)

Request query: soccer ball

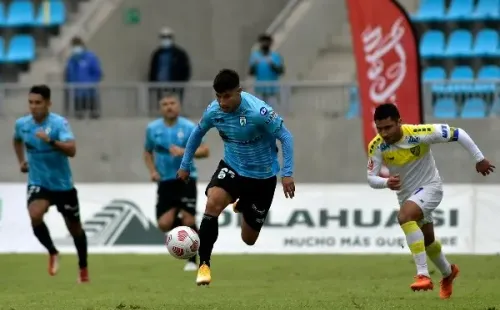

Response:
(165, 226), (200, 259)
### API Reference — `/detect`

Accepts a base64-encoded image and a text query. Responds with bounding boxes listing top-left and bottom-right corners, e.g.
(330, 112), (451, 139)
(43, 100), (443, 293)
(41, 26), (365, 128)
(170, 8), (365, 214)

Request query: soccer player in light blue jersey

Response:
(144, 93), (210, 271)
(13, 85), (89, 283)
(177, 69), (295, 286)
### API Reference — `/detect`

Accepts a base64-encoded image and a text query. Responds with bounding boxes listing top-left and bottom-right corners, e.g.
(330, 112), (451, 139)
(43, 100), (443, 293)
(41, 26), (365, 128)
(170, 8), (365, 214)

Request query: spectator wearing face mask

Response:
(148, 27), (191, 113)
(249, 34), (285, 107)
(65, 36), (103, 119)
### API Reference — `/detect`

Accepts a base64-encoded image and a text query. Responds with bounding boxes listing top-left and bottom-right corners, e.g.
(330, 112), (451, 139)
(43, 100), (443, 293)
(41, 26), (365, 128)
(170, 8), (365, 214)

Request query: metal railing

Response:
(0, 81), (354, 119)
(1, 80), (500, 119)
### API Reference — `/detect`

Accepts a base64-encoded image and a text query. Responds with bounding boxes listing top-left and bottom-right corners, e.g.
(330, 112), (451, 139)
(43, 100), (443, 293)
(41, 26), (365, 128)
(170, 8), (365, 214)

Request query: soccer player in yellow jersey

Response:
(366, 103), (495, 299)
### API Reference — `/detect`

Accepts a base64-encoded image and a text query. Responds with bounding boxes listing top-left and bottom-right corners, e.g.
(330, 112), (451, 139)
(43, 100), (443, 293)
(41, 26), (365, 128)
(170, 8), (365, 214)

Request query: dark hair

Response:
(29, 85), (51, 100)
(71, 36), (84, 46)
(258, 33), (273, 42)
(213, 69), (240, 93)
(373, 103), (400, 121)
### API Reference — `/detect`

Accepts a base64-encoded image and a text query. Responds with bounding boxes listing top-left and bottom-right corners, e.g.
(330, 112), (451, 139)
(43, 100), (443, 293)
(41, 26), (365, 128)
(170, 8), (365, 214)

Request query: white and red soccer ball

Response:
(165, 226), (200, 259)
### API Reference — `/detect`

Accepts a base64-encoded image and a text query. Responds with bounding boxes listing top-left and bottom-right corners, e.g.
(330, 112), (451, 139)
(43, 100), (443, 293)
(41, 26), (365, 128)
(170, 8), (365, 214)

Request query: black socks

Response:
(198, 214), (219, 267)
(33, 222), (58, 255)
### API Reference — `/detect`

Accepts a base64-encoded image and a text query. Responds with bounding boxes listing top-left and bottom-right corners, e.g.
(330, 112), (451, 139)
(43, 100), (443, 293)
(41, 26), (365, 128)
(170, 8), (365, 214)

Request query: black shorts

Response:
(27, 185), (80, 221)
(206, 160), (277, 232)
(156, 178), (197, 219)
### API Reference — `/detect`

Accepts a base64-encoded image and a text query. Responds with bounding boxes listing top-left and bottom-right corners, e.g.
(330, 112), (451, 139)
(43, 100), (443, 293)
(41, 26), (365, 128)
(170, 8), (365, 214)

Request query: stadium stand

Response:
(0, 0), (71, 81)
(348, 0), (500, 119)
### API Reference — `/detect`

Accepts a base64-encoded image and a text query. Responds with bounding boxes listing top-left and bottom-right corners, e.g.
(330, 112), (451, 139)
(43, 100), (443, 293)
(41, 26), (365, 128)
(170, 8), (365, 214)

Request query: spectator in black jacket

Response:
(148, 27), (191, 113)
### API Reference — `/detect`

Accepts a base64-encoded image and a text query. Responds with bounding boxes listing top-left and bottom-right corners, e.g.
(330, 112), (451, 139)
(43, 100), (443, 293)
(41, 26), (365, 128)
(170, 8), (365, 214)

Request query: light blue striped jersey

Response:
(198, 92), (282, 179)
(14, 113), (75, 191)
(145, 116), (200, 180)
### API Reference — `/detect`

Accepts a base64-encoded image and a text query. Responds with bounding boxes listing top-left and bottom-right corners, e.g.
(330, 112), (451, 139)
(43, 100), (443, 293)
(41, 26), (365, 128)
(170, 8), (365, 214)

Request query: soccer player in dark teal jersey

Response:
(178, 69), (295, 286)
(13, 85), (89, 283)
(144, 93), (209, 271)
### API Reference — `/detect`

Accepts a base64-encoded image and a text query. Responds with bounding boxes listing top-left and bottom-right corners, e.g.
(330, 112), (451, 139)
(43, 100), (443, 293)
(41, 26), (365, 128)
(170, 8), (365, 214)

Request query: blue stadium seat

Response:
(346, 87), (359, 119)
(6, 35), (35, 63)
(446, 0), (474, 20)
(434, 98), (458, 118)
(473, 0), (500, 19)
(472, 29), (499, 56)
(475, 65), (500, 92)
(444, 29), (473, 57)
(6, 1), (35, 26)
(478, 65), (500, 78)
(412, 0), (445, 21)
(461, 98), (487, 118)
(36, 1), (66, 26)
(0, 3), (6, 27)
(420, 31), (445, 57)
(447, 66), (474, 93)
(422, 67), (446, 81)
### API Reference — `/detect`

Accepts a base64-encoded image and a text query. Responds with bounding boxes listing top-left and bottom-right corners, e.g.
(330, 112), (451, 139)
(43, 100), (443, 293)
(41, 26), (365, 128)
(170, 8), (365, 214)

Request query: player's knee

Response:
(205, 187), (231, 216)
(398, 201), (423, 224)
(157, 218), (173, 232)
(28, 208), (45, 225)
(181, 213), (195, 227)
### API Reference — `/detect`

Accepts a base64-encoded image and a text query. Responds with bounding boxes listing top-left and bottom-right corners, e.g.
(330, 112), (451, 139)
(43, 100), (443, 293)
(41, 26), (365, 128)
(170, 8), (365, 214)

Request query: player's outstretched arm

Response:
(423, 124), (495, 175)
(257, 107), (295, 197)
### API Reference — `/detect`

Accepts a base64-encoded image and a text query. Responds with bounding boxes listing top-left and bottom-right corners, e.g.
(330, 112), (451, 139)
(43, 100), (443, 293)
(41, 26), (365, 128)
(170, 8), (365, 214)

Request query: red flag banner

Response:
(346, 0), (424, 149)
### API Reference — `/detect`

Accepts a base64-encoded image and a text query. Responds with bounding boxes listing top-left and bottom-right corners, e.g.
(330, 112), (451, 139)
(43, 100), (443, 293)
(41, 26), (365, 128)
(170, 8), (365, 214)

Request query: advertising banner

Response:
(0, 183), (488, 254)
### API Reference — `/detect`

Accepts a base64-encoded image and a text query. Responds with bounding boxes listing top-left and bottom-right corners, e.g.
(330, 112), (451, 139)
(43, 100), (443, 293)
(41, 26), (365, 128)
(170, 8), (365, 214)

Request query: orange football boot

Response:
(439, 264), (459, 299)
(410, 275), (434, 291)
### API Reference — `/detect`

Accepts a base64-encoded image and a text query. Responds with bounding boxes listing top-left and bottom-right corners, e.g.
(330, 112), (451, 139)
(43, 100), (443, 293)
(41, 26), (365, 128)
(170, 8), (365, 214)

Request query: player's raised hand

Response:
(169, 145), (184, 157)
(35, 129), (50, 143)
(282, 176), (295, 199)
(476, 159), (495, 176)
(176, 168), (190, 182)
(387, 174), (401, 190)
(20, 161), (28, 173)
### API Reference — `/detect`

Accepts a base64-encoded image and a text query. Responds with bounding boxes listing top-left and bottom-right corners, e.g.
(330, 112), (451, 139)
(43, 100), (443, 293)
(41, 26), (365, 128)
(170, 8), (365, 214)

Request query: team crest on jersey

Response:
(260, 107), (268, 115)
(239, 116), (246, 126)
(45, 127), (51, 135)
(410, 146), (421, 156)
(177, 130), (184, 140)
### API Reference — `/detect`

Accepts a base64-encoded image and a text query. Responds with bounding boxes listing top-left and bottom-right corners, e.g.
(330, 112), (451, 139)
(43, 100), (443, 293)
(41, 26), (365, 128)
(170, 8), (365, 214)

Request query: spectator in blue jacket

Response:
(65, 37), (103, 119)
(249, 34), (285, 106)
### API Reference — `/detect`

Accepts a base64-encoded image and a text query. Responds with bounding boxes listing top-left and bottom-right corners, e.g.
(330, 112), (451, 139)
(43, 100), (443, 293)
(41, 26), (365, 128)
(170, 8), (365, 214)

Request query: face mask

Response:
(161, 38), (173, 48)
(72, 46), (84, 55)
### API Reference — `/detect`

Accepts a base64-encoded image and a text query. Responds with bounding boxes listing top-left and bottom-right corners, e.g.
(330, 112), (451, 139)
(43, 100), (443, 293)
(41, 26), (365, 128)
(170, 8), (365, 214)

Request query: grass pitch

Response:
(1, 254), (499, 309)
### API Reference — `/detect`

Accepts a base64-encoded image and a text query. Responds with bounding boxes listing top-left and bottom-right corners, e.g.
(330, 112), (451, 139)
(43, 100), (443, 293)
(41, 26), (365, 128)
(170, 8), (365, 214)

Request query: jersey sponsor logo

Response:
(441, 125), (448, 138)
(239, 116), (247, 126)
(260, 107), (268, 115)
(54, 199), (164, 246)
(407, 136), (420, 144)
(214, 117), (225, 123)
(265, 111), (278, 124)
(380, 143), (390, 152)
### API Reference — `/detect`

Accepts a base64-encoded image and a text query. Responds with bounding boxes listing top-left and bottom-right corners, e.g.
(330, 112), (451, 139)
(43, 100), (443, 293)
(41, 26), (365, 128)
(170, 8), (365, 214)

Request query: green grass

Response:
(1, 254), (499, 309)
